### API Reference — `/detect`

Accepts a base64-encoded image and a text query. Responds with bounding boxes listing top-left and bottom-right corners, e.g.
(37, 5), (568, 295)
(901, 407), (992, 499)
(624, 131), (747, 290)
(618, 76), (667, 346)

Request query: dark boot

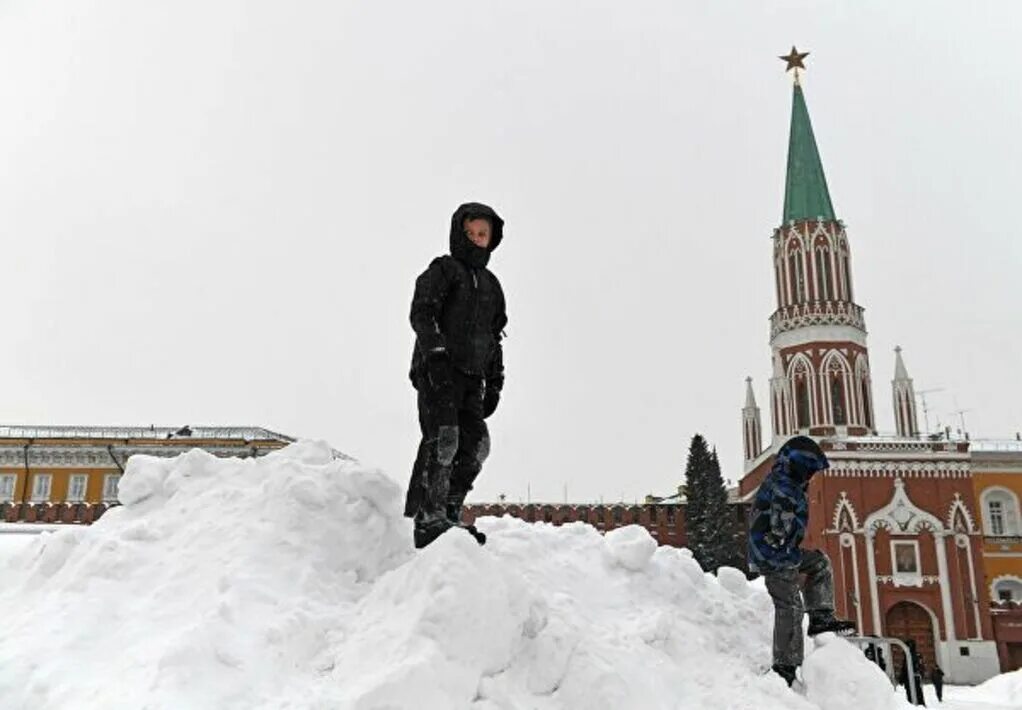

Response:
(772, 664), (798, 687)
(413, 458), (455, 549)
(413, 511), (454, 549)
(807, 612), (856, 636)
(446, 492), (486, 545)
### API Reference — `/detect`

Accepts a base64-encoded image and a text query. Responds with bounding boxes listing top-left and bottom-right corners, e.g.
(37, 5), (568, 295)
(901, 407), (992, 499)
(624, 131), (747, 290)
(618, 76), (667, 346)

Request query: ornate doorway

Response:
(885, 601), (937, 676)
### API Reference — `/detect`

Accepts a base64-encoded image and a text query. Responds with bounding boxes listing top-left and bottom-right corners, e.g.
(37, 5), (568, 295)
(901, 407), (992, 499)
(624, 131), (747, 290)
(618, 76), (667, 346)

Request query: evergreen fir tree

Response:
(683, 436), (745, 573)
(682, 434), (713, 568)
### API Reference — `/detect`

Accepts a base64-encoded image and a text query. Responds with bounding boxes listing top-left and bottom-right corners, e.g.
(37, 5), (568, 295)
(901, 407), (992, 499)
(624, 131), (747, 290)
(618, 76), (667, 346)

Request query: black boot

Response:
(413, 461), (455, 549)
(413, 511), (454, 549)
(807, 612), (856, 637)
(446, 493), (486, 545)
(772, 664), (798, 687)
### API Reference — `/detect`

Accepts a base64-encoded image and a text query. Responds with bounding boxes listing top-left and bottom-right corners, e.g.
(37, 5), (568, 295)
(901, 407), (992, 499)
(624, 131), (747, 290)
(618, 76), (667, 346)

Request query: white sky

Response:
(0, 0), (1019, 505)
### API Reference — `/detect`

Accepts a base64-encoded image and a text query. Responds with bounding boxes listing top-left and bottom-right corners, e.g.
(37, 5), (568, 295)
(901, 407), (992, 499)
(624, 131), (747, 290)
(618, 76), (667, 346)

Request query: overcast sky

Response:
(0, 1), (1019, 505)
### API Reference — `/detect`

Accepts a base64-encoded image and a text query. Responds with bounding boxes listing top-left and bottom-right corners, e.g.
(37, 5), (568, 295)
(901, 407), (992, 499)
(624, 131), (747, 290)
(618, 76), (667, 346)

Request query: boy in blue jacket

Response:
(748, 436), (855, 686)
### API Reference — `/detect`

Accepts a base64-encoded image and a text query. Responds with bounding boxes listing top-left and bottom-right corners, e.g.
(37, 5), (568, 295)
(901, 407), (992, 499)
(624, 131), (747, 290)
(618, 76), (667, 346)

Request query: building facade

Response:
(0, 425), (292, 524)
(971, 444), (1022, 672)
(739, 72), (1008, 682)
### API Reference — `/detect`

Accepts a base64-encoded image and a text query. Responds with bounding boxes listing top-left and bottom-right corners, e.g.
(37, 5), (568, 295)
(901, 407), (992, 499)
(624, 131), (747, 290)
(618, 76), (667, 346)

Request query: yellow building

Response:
(0, 425), (293, 524)
(971, 440), (1022, 671)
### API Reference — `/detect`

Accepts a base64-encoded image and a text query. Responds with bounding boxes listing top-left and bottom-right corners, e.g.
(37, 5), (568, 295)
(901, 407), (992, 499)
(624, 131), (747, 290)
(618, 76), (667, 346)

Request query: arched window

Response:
(838, 242), (852, 300)
(788, 250), (806, 302)
(993, 578), (1022, 603)
(860, 379), (873, 429)
(830, 373), (847, 425)
(775, 263), (783, 307)
(794, 372), (810, 429)
(982, 488), (1020, 536)
(816, 246), (833, 301)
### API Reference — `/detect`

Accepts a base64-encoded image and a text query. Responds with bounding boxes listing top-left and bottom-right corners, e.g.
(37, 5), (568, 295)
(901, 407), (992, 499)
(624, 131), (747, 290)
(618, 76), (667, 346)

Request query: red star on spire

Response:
(779, 46), (809, 73)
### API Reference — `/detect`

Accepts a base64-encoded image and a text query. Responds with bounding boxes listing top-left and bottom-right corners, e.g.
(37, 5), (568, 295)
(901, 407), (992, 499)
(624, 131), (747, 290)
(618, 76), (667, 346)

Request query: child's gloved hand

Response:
(426, 349), (452, 390)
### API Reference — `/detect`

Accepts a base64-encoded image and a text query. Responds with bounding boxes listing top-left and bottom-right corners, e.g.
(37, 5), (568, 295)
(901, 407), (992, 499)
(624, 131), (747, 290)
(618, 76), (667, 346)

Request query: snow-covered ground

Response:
(0, 442), (1018, 710)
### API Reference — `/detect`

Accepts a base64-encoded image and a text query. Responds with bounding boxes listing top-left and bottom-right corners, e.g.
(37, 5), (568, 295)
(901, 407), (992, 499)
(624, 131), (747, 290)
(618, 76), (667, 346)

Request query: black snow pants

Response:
(765, 549), (835, 667)
(404, 369), (490, 520)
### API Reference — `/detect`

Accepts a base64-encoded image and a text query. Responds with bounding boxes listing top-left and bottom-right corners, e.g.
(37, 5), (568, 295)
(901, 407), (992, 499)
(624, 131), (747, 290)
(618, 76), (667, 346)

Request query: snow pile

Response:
(0, 442), (909, 710)
(967, 669), (1022, 705)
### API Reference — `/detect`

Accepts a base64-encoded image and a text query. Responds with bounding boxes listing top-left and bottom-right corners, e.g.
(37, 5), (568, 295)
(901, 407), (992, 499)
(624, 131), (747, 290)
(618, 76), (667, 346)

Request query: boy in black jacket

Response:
(404, 202), (507, 549)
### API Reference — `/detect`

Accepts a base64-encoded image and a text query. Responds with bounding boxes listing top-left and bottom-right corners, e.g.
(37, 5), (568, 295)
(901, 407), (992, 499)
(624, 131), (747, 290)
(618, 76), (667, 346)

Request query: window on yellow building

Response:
(67, 474), (88, 503)
(994, 579), (1022, 603)
(982, 487), (1020, 537)
(103, 474), (121, 503)
(990, 501), (1005, 536)
(0, 474), (15, 502)
(31, 474), (52, 503)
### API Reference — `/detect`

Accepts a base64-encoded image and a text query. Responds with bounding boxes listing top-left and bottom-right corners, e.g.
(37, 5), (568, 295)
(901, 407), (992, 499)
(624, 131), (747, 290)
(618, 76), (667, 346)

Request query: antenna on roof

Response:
(951, 397), (972, 440)
(915, 388), (944, 434)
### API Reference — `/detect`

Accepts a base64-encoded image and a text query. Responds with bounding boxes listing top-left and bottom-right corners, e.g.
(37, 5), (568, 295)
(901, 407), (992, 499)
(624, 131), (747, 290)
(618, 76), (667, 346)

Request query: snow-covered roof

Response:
(0, 425), (294, 443)
(969, 439), (1022, 453)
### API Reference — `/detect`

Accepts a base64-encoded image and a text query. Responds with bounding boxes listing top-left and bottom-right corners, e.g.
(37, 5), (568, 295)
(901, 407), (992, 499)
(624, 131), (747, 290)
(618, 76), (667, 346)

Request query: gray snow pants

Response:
(764, 549), (835, 667)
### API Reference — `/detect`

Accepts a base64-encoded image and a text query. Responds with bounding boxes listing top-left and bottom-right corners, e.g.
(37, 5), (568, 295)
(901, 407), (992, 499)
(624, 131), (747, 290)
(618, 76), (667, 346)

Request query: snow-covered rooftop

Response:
(0, 424), (294, 442)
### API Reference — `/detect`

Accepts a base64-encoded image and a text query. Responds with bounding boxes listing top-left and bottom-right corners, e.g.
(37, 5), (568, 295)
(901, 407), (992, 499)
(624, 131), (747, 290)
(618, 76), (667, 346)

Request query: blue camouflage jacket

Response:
(747, 443), (829, 573)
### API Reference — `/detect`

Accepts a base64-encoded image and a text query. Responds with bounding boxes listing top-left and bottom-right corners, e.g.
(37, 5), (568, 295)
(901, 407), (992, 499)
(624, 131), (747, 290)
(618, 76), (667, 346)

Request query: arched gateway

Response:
(885, 601), (937, 676)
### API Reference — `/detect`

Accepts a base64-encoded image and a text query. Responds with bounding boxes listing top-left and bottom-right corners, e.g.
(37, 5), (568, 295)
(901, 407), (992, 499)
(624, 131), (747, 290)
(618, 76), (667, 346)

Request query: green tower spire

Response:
(782, 83), (836, 223)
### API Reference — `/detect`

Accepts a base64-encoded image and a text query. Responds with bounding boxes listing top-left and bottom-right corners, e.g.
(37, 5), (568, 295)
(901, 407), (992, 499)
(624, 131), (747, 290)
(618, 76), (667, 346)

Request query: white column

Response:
(959, 534), (982, 639)
(843, 533), (864, 634)
(864, 529), (882, 634)
(934, 531), (956, 642)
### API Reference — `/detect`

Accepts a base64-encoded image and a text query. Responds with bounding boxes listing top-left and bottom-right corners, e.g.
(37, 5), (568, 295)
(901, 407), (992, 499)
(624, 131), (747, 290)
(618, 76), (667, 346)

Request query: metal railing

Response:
(844, 636), (918, 705)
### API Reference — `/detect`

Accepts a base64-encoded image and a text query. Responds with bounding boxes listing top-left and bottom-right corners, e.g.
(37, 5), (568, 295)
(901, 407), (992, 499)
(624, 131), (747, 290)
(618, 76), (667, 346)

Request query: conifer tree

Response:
(684, 436), (745, 573)
(682, 434), (713, 567)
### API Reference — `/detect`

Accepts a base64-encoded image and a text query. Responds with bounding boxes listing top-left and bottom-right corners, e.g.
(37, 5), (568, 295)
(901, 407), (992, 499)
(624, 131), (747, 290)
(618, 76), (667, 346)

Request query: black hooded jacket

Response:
(409, 203), (507, 388)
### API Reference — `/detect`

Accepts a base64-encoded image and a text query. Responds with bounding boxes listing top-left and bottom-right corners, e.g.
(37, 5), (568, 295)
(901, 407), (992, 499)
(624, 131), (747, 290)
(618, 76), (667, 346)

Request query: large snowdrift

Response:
(0, 442), (914, 709)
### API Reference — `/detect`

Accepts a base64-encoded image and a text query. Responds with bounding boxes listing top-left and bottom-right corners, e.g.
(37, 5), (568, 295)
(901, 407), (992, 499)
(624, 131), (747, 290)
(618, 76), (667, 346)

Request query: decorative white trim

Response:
(829, 492), (861, 532)
(770, 321), (868, 350)
(840, 532), (864, 633)
(863, 479), (945, 534)
(935, 532), (956, 641)
(946, 494), (978, 534)
(877, 574), (940, 585)
(865, 529), (882, 634)
(956, 533), (983, 638)
(825, 460), (970, 478)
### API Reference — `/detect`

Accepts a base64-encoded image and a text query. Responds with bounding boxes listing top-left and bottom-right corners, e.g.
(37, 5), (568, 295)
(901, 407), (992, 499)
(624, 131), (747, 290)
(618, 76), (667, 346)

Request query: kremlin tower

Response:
(738, 49), (1000, 682)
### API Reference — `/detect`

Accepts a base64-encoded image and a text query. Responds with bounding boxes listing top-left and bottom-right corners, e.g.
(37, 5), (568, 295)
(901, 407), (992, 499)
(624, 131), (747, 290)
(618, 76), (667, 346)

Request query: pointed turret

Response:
(742, 377), (763, 463)
(892, 346), (919, 438)
(783, 84), (836, 223)
(767, 56), (875, 439)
